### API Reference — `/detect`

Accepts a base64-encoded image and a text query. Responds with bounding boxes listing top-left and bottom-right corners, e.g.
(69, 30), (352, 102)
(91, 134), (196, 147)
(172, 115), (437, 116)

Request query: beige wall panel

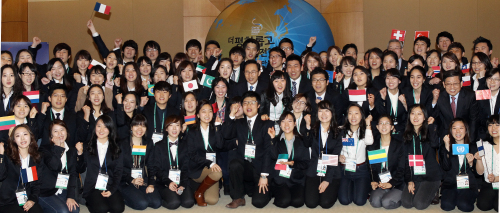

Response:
(331, 12), (364, 58)
(1, 22), (28, 42)
(184, 0), (220, 17)
(184, 16), (217, 51)
(328, 0), (362, 13)
(477, 0), (500, 59)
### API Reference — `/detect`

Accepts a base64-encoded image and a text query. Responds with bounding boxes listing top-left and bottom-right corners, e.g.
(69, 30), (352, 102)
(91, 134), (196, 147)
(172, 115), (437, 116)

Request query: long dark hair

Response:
(277, 111), (300, 137)
(120, 62), (144, 94)
(19, 63), (40, 91)
(47, 58), (73, 91)
(341, 103), (366, 140)
(181, 92), (197, 116)
(313, 100), (339, 138)
(171, 53), (190, 76)
(447, 118), (470, 151)
(0, 64), (24, 98)
(266, 71), (292, 106)
(403, 104), (429, 143)
(347, 66), (372, 89)
(215, 58), (234, 79)
(6, 124), (40, 165)
(194, 99), (214, 129)
(325, 46), (342, 71)
(130, 114), (148, 144)
(486, 115), (499, 145)
(83, 84), (111, 114)
(14, 49), (36, 68)
(87, 115), (120, 160)
(176, 61), (199, 94)
(72, 50), (92, 77)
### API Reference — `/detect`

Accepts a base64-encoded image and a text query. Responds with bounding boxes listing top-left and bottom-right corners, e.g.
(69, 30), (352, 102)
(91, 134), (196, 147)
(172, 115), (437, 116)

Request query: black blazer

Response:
(308, 89), (347, 125)
(187, 125), (224, 179)
(142, 103), (180, 141)
(285, 73), (313, 96)
(39, 144), (78, 199)
(438, 142), (479, 191)
(375, 89), (408, 134)
(295, 113), (310, 136)
(469, 74), (487, 91)
(153, 136), (190, 187)
(76, 143), (123, 198)
(0, 154), (43, 206)
(231, 78), (268, 98)
(221, 115), (274, 174)
(399, 59), (409, 76)
(259, 93), (293, 119)
(477, 95), (500, 139)
(403, 124), (442, 183)
(342, 86), (380, 119)
(114, 104), (138, 141)
(0, 117), (39, 145)
(401, 85), (434, 116)
(371, 72), (386, 91)
(262, 135), (310, 186)
(303, 128), (343, 183)
(367, 136), (405, 190)
(434, 89), (479, 142)
(0, 94), (16, 117)
(92, 34), (119, 59)
(38, 107), (78, 147)
(332, 77), (350, 95)
(120, 137), (156, 186)
(41, 81), (79, 114)
(76, 110), (116, 143)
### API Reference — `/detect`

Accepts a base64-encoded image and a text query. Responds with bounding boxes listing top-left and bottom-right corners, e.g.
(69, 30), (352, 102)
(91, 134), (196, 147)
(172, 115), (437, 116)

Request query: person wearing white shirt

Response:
(338, 104), (374, 206)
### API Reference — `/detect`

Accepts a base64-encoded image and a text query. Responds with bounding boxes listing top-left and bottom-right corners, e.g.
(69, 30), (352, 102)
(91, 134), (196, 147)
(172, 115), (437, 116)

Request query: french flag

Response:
(94, 2), (111, 15)
(23, 91), (39, 104)
(432, 66), (440, 77)
(348, 89), (366, 102)
(21, 166), (38, 183)
(88, 59), (106, 70)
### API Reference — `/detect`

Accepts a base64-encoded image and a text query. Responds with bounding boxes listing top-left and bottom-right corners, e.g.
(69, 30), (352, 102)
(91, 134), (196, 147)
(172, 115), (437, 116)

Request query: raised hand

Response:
(399, 94), (407, 110)
(368, 94), (375, 109)
(308, 36), (317, 46)
(268, 127), (275, 139)
(76, 142), (84, 155)
(114, 38), (123, 49)
(115, 93), (123, 104)
(29, 107), (38, 119)
(432, 89), (440, 104)
(443, 134), (450, 150)
(41, 102), (51, 115)
(87, 19), (97, 34)
(380, 87), (387, 100)
(32, 37), (42, 48)
(140, 96), (149, 107)
(428, 116), (435, 124)
(304, 114), (312, 129)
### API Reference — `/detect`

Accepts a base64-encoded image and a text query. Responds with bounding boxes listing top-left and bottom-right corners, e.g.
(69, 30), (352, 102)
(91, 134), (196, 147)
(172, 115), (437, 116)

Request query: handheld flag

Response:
(409, 155), (424, 167)
(391, 29), (406, 41)
(88, 59), (106, 69)
(462, 76), (471, 87)
(148, 84), (154, 96)
(21, 166), (38, 183)
(0, 116), (16, 131)
(432, 66), (440, 77)
(476, 89), (492, 100)
(414, 31), (429, 40)
(183, 80), (198, 92)
(23, 91), (39, 103)
(184, 115), (196, 125)
(275, 154), (288, 170)
(348, 89), (367, 102)
(368, 149), (388, 164)
(132, 145), (147, 156)
(461, 63), (470, 74)
(321, 154), (338, 166)
(326, 70), (336, 83)
(477, 140), (485, 156)
(452, 144), (469, 155)
(212, 102), (219, 113)
(94, 2), (111, 15)
(342, 138), (355, 146)
(200, 74), (215, 88)
(196, 65), (207, 74)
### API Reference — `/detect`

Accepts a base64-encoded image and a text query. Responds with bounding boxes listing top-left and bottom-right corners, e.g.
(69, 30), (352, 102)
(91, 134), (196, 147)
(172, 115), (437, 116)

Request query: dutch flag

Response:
(23, 91), (39, 104)
(432, 66), (440, 77)
(94, 2), (111, 15)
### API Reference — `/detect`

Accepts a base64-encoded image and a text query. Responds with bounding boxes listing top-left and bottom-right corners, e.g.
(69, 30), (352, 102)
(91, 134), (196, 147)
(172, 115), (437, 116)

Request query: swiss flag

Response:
(409, 155), (424, 167)
(414, 31), (430, 40)
(391, 29), (406, 41)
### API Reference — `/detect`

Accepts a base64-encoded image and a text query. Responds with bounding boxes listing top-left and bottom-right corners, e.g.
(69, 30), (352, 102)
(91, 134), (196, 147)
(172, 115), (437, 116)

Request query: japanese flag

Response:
(183, 80), (198, 92)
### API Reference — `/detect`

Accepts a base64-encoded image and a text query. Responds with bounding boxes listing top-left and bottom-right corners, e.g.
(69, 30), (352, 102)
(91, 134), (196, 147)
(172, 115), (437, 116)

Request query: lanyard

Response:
(201, 129), (213, 152)
(380, 139), (388, 171)
(412, 135), (423, 155)
(346, 130), (360, 159)
(154, 104), (165, 133)
(247, 122), (254, 144)
(166, 137), (179, 169)
(284, 138), (295, 160)
(17, 170), (24, 190)
(99, 157), (108, 175)
(413, 89), (420, 104)
(318, 127), (328, 157)
(458, 154), (467, 175)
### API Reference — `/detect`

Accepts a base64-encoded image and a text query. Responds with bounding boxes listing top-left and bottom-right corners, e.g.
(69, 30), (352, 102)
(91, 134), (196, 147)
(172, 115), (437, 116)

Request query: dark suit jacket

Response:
(478, 95), (500, 139)
(399, 59), (408, 76)
(469, 74), (487, 91)
(120, 137), (155, 186)
(375, 89), (408, 133)
(153, 136), (190, 188)
(401, 85), (434, 116)
(39, 145), (78, 198)
(38, 107), (78, 147)
(92, 34), (120, 59)
(0, 94), (15, 117)
(76, 110), (116, 143)
(403, 124), (442, 183)
(231, 79), (268, 98)
(439, 142), (478, 191)
(303, 128), (343, 182)
(142, 103), (179, 141)
(308, 89), (347, 125)
(187, 125), (224, 179)
(0, 154), (43, 206)
(259, 93), (293, 118)
(367, 136), (405, 190)
(285, 73), (313, 96)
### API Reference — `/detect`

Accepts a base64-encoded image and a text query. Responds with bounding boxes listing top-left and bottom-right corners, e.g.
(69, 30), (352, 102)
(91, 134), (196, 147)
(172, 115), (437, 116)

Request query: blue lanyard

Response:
(318, 129), (327, 156)
(154, 104), (165, 132)
(99, 157), (108, 175)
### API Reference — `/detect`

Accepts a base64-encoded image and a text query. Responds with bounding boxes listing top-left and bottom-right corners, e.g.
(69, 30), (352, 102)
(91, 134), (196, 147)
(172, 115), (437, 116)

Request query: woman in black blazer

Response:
(343, 66), (379, 120)
(115, 92), (140, 141)
(187, 100), (224, 206)
(75, 115), (124, 213)
(153, 115), (195, 209)
(38, 120), (79, 213)
(0, 65), (24, 117)
(439, 118), (478, 212)
(368, 115), (405, 209)
(0, 124), (43, 213)
(401, 104), (442, 210)
(76, 85), (115, 143)
(262, 111), (310, 208)
(291, 93), (311, 136)
(180, 92), (198, 134)
(41, 58), (79, 113)
(303, 101), (343, 209)
(119, 114), (161, 210)
(0, 95), (39, 144)
(332, 56), (355, 94)
(401, 66), (435, 116)
(259, 71), (293, 132)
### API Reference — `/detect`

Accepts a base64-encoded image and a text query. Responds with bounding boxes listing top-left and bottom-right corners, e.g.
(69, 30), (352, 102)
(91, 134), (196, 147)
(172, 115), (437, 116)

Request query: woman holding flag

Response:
(260, 71), (293, 133)
(0, 95), (39, 145)
(0, 65), (24, 117)
(0, 124), (43, 213)
(401, 104), (441, 210)
(343, 66), (378, 119)
(173, 61), (210, 100)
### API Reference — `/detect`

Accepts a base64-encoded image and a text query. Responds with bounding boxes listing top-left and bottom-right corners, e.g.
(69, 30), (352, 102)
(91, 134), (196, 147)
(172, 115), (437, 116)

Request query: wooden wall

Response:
(2, 0), (28, 42)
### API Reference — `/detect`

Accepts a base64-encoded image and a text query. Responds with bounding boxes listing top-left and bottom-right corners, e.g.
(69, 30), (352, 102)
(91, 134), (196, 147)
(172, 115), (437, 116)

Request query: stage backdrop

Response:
(206, 0), (334, 68)
(1, 42), (50, 65)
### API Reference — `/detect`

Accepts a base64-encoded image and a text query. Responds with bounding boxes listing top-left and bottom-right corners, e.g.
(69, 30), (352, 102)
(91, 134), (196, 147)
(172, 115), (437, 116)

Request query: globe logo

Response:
(206, 0), (334, 67)
(457, 146), (465, 154)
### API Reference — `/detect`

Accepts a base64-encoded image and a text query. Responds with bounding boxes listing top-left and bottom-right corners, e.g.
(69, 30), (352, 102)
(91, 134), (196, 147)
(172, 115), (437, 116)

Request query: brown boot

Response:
(194, 176), (217, 206)
(226, 198), (246, 208)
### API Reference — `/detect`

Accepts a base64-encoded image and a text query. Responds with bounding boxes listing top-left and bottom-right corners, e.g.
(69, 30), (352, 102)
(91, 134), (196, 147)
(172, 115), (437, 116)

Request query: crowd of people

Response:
(0, 19), (498, 213)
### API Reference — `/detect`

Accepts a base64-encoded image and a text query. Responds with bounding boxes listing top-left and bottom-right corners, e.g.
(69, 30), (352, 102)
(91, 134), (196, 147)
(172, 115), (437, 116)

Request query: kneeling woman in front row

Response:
(263, 111), (310, 208)
(76, 115), (125, 213)
(154, 115), (195, 209)
(0, 125), (43, 213)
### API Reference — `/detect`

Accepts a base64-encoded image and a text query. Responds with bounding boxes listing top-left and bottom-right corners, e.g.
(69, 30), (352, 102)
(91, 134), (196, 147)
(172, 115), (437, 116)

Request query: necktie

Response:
(250, 86), (254, 91)
(56, 113), (61, 120)
(317, 97), (322, 101)
(292, 81), (297, 97)
(451, 96), (456, 118)
(169, 141), (178, 146)
(231, 70), (236, 82)
(247, 120), (252, 130)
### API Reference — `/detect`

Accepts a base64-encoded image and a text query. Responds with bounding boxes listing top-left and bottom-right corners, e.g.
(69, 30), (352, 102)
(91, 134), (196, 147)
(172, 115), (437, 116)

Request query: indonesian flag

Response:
(462, 75), (471, 87)
(21, 166), (38, 183)
(461, 63), (470, 74)
(183, 80), (198, 92)
(409, 155), (424, 167)
(414, 31), (429, 40)
(391, 29), (406, 41)
(432, 66), (440, 77)
(88, 59), (106, 69)
(23, 91), (39, 103)
(348, 89), (366, 102)
(94, 2), (111, 15)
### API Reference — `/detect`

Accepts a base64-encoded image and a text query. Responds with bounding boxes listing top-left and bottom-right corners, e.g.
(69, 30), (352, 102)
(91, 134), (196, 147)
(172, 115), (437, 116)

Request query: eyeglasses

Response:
(242, 101), (258, 106)
(146, 48), (158, 52)
(488, 78), (500, 83)
(282, 47), (292, 51)
(22, 72), (36, 77)
(445, 83), (461, 87)
(312, 78), (327, 83)
(293, 100), (306, 106)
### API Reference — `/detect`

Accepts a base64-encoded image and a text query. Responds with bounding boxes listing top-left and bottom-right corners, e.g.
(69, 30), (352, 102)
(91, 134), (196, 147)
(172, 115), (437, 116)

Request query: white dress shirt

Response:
(20, 154), (30, 169)
(200, 125), (210, 150)
(97, 140), (109, 167)
(247, 81), (258, 91)
(480, 141), (499, 183)
(60, 142), (70, 171)
(170, 137), (178, 161)
(269, 93), (284, 121)
(247, 114), (258, 132)
(51, 108), (65, 120)
(315, 92), (326, 101)
(320, 124), (329, 148)
(15, 118), (27, 126)
(388, 90), (399, 115)
(341, 129), (374, 164)
(3, 90), (12, 111)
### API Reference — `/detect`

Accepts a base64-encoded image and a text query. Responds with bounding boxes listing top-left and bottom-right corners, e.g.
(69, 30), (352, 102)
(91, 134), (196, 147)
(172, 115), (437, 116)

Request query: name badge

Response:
(152, 133), (163, 144)
(316, 159), (326, 176)
(55, 173), (69, 189)
(279, 165), (292, 178)
(16, 189), (27, 206)
(345, 159), (356, 172)
(131, 168), (143, 179)
(493, 182), (499, 190)
(413, 161), (426, 175)
(456, 174), (469, 189)
(206, 153), (216, 162)
(274, 124), (280, 136)
(379, 171), (392, 183)
(95, 173), (109, 191)
(169, 169), (181, 185)
(245, 144), (256, 159)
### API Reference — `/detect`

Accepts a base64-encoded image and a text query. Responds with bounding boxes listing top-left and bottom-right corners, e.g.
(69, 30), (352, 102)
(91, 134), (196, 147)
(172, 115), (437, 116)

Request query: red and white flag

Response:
(348, 89), (367, 102)
(391, 29), (406, 41)
(476, 89), (492, 100)
(88, 59), (106, 69)
(408, 155), (424, 167)
(414, 31), (429, 40)
(432, 66), (440, 77)
(461, 63), (470, 74)
(462, 75), (471, 87)
(183, 80), (198, 92)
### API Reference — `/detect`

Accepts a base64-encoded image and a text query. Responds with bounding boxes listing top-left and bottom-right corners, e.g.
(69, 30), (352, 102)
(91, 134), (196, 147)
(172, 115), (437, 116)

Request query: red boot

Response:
(194, 176), (217, 206)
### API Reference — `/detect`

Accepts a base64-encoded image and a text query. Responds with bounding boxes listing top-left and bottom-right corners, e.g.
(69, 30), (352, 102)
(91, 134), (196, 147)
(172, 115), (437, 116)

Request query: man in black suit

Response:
(142, 82), (179, 143)
(434, 70), (479, 142)
(262, 47), (285, 79)
(286, 54), (312, 97)
(232, 60), (268, 98)
(222, 91), (274, 208)
(38, 84), (78, 147)
(388, 39), (408, 77)
(307, 68), (346, 124)
(229, 46), (246, 84)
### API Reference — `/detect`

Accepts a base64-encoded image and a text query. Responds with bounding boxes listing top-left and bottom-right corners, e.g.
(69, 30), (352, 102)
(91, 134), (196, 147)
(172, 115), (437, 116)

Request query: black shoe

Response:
(224, 185), (230, 195)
